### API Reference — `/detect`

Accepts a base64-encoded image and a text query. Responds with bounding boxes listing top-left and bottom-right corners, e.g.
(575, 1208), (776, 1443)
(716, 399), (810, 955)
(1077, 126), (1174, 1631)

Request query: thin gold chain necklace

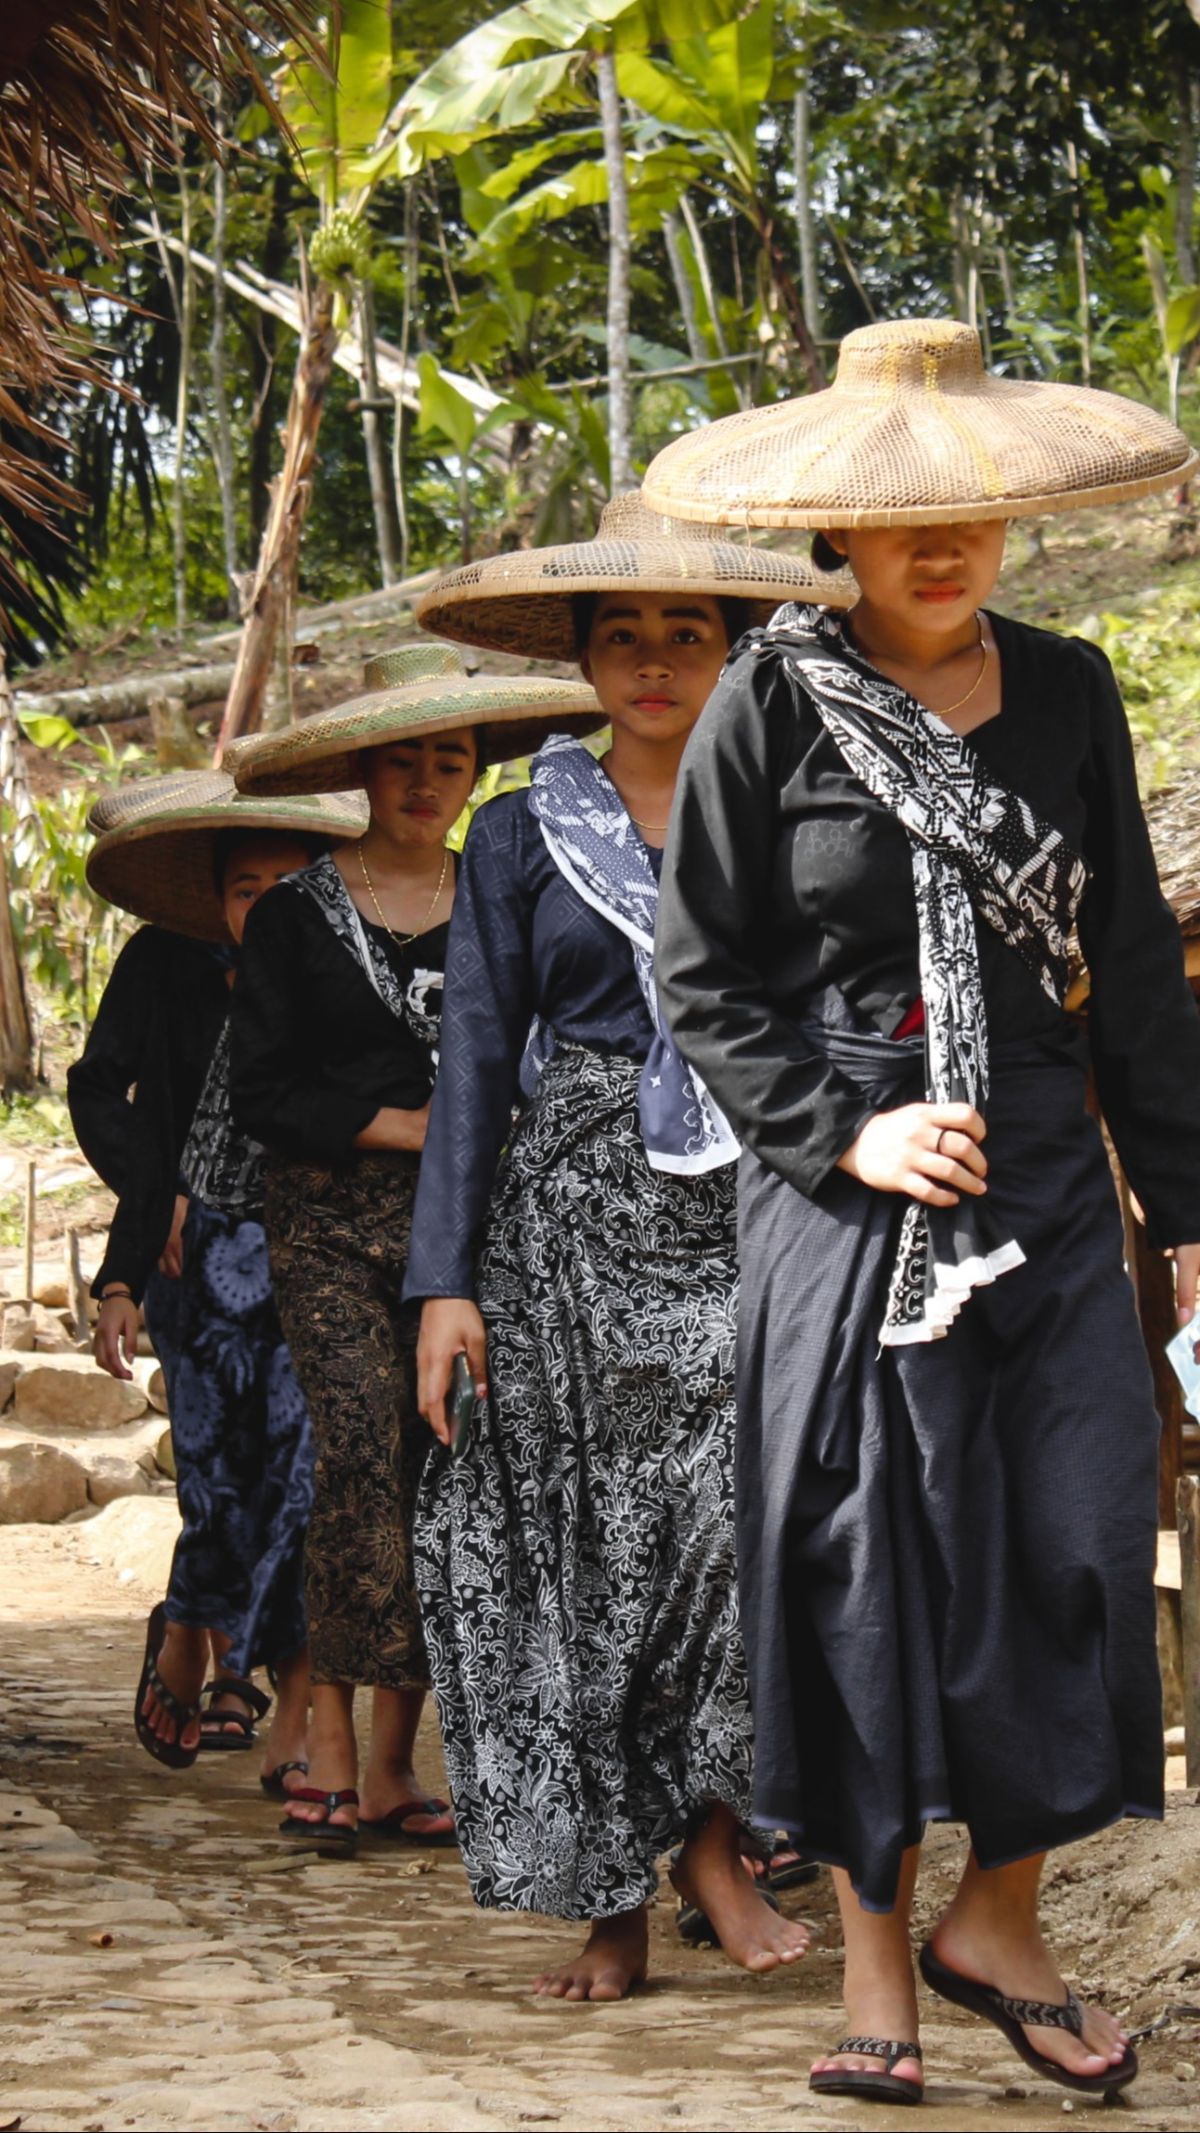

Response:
(854, 614), (990, 719)
(357, 842), (449, 947)
(630, 812), (671, 831)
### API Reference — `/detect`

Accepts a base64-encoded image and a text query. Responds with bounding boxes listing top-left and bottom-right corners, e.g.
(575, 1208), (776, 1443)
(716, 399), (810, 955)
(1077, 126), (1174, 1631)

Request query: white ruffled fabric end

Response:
(879, 1237), (1027, 1347)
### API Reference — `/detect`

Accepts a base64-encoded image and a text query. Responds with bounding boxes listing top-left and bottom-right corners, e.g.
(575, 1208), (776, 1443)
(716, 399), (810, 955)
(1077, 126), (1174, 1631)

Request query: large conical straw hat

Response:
(414, 490), (854, 660)
(228, 642), (605, 797)
(641, 318), (1199, 529)
(87, 771), (368, 941)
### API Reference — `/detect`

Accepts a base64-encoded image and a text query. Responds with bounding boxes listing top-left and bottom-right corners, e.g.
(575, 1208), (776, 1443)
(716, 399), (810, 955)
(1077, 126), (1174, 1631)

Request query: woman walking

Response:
(648, 318), (1200, 2101)
(79, 772), (362, 1777)
(409, 497), (849, 1997)
(228, 646), (601, 1853)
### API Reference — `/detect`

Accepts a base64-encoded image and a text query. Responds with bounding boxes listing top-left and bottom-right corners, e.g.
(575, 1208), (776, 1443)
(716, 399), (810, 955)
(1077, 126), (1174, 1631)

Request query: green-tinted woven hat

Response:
(227, 642), (605, 797)
(414, 490), (855, 661)
(86, 770), (368, 942)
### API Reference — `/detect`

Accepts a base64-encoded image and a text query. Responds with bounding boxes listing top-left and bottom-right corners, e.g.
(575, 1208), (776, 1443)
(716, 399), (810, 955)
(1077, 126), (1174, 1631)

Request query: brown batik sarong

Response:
(264, 1151), (430, 1690)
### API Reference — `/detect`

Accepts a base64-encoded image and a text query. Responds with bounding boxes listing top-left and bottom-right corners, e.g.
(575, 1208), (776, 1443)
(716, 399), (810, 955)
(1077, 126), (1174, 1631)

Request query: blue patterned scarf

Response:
(529, 735), (738, 1176)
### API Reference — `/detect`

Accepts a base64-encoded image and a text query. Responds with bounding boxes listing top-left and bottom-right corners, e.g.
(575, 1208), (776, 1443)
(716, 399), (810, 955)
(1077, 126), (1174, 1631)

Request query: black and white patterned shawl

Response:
(764, 601), (1089, 1345)
(287, 850), (445, 1062)
(181, 1018), (265, 1214)
(529, 736), (738, 1175)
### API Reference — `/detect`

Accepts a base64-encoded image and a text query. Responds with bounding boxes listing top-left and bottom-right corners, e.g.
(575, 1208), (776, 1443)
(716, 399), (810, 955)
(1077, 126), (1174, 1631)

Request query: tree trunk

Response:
(357, 278), (401, 587)
(792, 84), (822, 339)
(247, 165), (291, 550)
(752, 200), (826, 392)
(1062, 94), (1091, 385)
(0, 656), (35, 1096)
(172, 151), (196, 640)
(15, 664), (236, 727)
(662, 211), (705, 364)
(215, 275), (339, 758)
(679, 194), (749, 409)
(597, 47), (634, 495)
(210, 84), (239, 618)
(1176, 71), (1198, 289)
(394, 178), (419, 581)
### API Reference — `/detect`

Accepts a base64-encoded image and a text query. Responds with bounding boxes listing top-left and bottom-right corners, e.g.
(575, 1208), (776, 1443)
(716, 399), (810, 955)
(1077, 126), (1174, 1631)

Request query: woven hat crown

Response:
(833, 318), (987, 396)
(363, 643), (464, 690)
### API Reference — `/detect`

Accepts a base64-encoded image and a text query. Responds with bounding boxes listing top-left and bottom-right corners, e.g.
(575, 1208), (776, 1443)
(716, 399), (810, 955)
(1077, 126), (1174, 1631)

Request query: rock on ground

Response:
(11, 1355), (147, 1430)
(84, 1453), (152, 1507)
(0, 1439), (88, 1523)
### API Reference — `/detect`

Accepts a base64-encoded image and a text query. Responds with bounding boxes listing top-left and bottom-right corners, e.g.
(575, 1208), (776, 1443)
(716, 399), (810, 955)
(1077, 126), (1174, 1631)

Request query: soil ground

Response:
(1, 1512), (1198, 2133)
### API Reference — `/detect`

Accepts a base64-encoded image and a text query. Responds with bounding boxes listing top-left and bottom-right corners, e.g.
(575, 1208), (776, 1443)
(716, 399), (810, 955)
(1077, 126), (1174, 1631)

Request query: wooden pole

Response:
(21, 1159), (35, 1304)
(1179, 1474), (1200, 1787)
(67, 1227), (89, 1344)
(1134, 1222), (1187, 1530)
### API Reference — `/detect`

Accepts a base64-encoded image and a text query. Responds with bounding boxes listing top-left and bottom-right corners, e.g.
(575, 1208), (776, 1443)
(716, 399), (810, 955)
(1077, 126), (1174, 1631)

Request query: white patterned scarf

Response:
(765, 602), (1089, 1345)
(529, 736), (739, 1176)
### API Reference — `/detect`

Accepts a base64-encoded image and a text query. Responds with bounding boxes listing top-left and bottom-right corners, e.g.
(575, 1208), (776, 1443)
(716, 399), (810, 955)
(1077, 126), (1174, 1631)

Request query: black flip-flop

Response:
(762, 1839), (821, 1894)
(260, 1759), (309, 1801)
(809, 2037), (924, 2107)
(359, 1796), (457, 1848)
(279, 1785), (359, 1855)
(197, 1675), (271, 1752)
(919, 1944), (1138, 2096)
(134, 1602), (201, 1770)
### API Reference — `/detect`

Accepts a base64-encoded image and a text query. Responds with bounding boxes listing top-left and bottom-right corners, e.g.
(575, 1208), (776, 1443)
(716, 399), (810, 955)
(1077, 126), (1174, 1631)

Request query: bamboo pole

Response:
(22, 1160), (35, 1304)
(1179, 1474), (1200, 1788)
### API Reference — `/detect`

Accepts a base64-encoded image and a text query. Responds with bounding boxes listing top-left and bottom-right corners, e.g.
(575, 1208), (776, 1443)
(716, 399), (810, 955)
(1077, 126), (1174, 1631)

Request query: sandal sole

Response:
(918, 1945), (1138, 2096)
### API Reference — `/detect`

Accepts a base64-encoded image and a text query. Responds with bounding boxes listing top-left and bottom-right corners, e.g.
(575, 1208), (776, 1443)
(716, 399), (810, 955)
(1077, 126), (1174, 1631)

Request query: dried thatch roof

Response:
(0, 0), (313, 528)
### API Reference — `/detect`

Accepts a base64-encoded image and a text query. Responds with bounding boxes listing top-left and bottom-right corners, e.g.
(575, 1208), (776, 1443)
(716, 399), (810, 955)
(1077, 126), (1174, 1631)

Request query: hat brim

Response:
(87, 796), (367, 941)
(413, 539), (854, 659)
(228, 675), (606, 798)
(641, 375), (1200, 529)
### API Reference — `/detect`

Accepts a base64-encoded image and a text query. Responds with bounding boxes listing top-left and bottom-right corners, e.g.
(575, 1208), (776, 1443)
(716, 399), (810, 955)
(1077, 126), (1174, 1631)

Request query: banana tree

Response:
(218, 0), (396, 755)
(374, 0), (747, 497)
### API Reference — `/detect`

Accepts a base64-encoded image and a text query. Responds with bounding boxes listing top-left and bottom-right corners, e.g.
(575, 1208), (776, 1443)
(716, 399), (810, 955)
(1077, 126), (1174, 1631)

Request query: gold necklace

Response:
(357, 842), (449, 947)
(855, 614), (990, 718)
(630, 813), (671, 832)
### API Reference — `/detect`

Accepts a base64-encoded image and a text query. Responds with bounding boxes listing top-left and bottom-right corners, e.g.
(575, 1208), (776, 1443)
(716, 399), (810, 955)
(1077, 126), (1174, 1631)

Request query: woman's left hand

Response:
(1173, 1241), (1200, 1340)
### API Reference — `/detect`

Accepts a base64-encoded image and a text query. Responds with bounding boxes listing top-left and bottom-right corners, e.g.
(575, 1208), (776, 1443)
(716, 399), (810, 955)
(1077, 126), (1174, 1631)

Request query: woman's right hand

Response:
(417, 1297), (488, 1447)
(94, 1295), (140, 1381)
(837, 1101), (987, 1207)
(353, 1103), (431, 1152)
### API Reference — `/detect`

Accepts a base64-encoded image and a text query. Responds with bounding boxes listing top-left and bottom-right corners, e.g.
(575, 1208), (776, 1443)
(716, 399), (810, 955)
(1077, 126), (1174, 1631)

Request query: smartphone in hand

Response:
(449, 1350), (477, 1458)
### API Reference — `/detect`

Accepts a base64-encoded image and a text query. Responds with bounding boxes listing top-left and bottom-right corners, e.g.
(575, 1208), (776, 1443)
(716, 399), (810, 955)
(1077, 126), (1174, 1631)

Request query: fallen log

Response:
(14, 664), (236, 728)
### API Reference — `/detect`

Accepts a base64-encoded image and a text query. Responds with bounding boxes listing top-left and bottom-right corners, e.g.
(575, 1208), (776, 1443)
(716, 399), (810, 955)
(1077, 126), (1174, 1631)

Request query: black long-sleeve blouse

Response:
(655, 610), (1200, 1250)
(67, 926), (231, 1301)
(404, 788), (658, 1302)
(229, 878), (447, 1163)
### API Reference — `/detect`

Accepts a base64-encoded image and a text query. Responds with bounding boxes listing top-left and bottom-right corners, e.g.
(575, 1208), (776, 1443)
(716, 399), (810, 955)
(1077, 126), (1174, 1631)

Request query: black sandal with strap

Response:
(809, 2037), (924, 2107)
(919, 1944), (1138, 2096)
(197, 1675), (271, 1752)
(279, 1786), (359, 1855)
(260, 1759), (309, 1801)
(134, 1602), (202, 1771)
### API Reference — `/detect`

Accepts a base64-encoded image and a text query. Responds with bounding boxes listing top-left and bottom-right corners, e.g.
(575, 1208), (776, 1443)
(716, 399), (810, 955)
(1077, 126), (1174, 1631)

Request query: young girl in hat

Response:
(650, 318), (1200, 2102)
(227, 647), (601, 1853)
(408, 497), (847, 1996)
(79, 774), (362, 1778)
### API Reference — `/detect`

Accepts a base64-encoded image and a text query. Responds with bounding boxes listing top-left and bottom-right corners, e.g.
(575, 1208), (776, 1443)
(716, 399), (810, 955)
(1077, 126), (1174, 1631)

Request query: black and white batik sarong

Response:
(763, 603), (1088, 1344)
(413, 1041), (755, 1920)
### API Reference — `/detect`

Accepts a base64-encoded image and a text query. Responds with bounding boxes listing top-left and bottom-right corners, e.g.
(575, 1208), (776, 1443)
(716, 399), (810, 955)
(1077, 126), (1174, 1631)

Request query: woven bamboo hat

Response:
(228, 642), (605, 796)
(641, 318), (1200, 529)
(414, 490), (854, 660)
(86, 771), (368, 942)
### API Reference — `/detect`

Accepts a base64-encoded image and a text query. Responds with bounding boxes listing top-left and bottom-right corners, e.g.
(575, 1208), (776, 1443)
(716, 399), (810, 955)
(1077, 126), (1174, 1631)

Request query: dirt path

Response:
(1, 1517), (1198, 2133)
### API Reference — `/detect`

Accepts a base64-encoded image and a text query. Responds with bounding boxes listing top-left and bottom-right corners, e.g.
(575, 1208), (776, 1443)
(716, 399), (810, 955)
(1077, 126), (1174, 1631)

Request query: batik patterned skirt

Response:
(737, 1030), (1163, 1913)
(415, 1042), (755, 1920)
(143, 1196), (312, 1675)
(264, 1152), (430, 1692)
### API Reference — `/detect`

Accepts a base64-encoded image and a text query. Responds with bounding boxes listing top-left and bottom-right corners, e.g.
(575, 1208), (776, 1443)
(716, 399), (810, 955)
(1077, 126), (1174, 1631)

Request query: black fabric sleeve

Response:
(229, 889), (380, 1161)
(403, 797), (538, 1303)
(66, 927), (161, 1197)
(1075, 642), (1200, 1248)
(656, 652), (879, 1197)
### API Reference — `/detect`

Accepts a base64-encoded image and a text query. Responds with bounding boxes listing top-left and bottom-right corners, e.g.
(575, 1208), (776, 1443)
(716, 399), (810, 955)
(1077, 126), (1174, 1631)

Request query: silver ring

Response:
(936, 1128), (949, 1155)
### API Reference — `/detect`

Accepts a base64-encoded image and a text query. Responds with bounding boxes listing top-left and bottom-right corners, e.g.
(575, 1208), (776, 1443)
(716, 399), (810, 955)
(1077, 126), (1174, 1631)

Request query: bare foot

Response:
(673, 1806), (810, 1973)
(533, 1909), (649, 2002)
(929, 1912), (1129, 2082)
(142, 1621), (206, 1752)
(261, 1656), (310, 1793)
